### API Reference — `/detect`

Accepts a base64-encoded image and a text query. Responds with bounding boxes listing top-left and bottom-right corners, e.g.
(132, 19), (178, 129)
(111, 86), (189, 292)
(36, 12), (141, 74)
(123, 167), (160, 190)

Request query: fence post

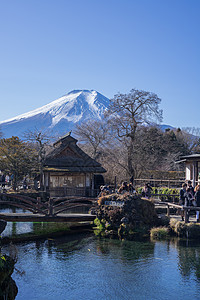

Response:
(48, 198), (54, 216)
(184, 208), (189, 223)
(36, 197), (41, 213)
(167, 204), (170, 217)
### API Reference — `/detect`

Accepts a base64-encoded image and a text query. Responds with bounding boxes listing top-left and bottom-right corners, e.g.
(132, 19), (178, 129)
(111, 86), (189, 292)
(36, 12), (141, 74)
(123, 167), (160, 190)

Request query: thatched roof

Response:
(44, 133), (106, 174)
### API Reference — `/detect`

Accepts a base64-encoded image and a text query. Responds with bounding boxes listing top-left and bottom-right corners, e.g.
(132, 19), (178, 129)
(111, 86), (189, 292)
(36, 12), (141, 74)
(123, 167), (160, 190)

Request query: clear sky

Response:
(0, 0), (199, 128)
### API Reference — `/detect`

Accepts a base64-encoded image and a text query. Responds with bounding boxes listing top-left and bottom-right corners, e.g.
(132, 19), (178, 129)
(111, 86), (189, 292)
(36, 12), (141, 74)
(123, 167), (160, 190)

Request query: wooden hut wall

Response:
(49, 173), (86, 188)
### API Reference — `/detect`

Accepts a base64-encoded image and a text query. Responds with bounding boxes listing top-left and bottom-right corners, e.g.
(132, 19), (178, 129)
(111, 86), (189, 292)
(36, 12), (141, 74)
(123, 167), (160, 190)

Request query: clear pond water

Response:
(1, 207), (200, 299)
(2, 234), (200, 300)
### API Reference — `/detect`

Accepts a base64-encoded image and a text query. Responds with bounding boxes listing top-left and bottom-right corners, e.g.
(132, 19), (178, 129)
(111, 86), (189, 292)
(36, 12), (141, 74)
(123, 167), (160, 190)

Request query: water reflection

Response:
(170, 239), (200, 281)
(6, 236), (200, 299)
(1, 207), (33, 237)
(1, 206), (200, 299)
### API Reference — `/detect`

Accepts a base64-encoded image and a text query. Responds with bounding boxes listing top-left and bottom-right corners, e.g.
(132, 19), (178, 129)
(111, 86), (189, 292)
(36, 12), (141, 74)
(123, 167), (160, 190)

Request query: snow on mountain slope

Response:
(0, 90), (110, 138)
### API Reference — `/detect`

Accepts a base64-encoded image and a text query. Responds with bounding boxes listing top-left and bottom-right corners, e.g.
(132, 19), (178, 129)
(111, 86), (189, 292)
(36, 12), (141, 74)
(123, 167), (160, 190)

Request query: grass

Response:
(150, 227), (169, 240)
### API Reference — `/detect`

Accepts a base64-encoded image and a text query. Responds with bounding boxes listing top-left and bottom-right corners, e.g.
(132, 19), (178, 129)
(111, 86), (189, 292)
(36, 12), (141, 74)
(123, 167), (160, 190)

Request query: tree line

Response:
(0, 88), (200, 189)
(74, 89), (200, 183)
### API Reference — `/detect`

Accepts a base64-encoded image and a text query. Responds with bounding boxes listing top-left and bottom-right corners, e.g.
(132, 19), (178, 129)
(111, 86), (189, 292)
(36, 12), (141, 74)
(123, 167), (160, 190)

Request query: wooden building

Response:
(42, 133), (106, 197)
(177, 154), (200, 187)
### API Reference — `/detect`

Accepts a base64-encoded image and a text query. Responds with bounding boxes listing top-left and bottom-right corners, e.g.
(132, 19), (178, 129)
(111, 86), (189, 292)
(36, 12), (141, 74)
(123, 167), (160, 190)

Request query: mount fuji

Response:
(0, 90), (110, 138)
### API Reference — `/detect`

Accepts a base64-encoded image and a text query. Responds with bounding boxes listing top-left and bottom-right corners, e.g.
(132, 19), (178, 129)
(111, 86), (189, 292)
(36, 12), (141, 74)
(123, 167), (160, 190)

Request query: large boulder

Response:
(94, 193), (158, 239)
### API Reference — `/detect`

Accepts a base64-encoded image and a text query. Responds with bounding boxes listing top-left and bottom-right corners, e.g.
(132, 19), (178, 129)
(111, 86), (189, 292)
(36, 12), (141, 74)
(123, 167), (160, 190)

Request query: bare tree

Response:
(74, 119), (110, 159)
(181, 127), (200, 153)
(106, 89), (163, 177)
(23, 128), (53, 189)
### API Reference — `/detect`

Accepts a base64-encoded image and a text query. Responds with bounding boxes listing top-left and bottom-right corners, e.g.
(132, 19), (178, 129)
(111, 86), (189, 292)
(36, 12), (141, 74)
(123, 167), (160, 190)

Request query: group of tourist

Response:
(118, 181), (136, 194)
(0, 174), (13, 187)
(99, 180), (153, 198)
(179, 180), (200, 222)
(98, 180), (136, 197)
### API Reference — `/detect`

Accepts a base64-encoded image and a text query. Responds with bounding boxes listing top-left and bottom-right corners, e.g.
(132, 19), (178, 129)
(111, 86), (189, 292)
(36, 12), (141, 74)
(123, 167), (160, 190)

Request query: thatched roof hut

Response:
(42, 133), (106, 197)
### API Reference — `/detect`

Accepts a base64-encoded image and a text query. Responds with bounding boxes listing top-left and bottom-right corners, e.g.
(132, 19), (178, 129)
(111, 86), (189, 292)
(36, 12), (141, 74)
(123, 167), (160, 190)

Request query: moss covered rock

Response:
(94, 193), (158, 239)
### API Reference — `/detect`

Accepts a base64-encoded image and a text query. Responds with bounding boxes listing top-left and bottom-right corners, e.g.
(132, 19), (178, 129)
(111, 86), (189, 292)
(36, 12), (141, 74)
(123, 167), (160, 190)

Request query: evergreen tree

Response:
(0, 136), (38, 190)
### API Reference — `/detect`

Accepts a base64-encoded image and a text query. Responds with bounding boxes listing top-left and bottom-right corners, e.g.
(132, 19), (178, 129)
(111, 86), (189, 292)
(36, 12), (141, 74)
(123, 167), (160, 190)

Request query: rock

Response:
(94, 193), (158, 239)
(0, 255), (18, 300)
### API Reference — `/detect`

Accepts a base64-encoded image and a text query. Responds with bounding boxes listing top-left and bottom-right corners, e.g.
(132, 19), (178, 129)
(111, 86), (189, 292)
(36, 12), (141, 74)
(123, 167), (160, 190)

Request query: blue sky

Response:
(0, 0), (199, 128)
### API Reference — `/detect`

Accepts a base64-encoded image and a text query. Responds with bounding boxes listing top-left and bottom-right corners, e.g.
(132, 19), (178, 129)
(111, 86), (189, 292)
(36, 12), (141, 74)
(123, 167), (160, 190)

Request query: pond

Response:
(2, 234), (200, 300)
(0, 207), (33, 236)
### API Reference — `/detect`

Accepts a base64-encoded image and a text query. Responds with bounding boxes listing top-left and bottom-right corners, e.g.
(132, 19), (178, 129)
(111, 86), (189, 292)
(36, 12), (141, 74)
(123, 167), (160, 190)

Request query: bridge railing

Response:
(0, 194), (97, 217)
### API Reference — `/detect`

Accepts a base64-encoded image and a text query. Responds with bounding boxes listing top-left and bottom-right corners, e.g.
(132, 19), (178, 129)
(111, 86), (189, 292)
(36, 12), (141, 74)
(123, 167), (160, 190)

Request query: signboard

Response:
(104, 200), (124, 207)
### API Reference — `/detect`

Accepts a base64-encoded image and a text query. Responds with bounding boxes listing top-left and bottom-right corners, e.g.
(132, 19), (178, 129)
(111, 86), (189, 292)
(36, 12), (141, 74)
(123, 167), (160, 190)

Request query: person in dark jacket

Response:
(185, 188), (194, 207)
(194, 185), (200, 222)
(118, 182), (129, 194)
(1, 174), (5, 187)
(142, 183), (152, 199)
(187, 180), (195, 197)
(179, 183), (187, 221)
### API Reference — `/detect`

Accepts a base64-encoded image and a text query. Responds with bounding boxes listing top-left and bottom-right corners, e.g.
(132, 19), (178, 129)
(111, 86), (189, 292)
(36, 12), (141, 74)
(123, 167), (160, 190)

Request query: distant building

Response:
(177, 154), (200, 186)
(42, 133), (106, 197)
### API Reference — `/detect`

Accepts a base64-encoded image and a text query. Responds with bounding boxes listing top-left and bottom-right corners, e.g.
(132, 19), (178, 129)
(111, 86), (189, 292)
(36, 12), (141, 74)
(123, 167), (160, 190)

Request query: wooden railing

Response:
(49, 187), (99, 197)
(155, 200), (200, 223)
(0, 193), (96, 217)
(135, 178), (184, 188)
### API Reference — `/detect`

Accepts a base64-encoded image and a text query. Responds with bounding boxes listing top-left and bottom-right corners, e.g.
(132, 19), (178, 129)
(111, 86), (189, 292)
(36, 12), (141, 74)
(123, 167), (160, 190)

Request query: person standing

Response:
(194, 185), (200, 222)
(187, 180), (195, 197)
(1, 174), (5, 187)
(5, 175), (9, 185)
(118, 182), (129, 194)
(179, 183), (187, 221)
(142, 183), (152, 199)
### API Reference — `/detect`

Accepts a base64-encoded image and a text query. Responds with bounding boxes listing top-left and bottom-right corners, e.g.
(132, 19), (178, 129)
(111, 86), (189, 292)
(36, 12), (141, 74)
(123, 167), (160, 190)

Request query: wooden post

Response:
(114, 176), (117, 190)
(167, 204), (170, 217)
(184, 208), (189, 223)
(48, 198), (54, 216)
(36, 197), (41, 213)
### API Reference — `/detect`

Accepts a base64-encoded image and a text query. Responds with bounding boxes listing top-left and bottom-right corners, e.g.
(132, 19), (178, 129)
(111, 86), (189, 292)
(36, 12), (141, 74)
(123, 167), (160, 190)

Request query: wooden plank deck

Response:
(0, 213), (96, 222)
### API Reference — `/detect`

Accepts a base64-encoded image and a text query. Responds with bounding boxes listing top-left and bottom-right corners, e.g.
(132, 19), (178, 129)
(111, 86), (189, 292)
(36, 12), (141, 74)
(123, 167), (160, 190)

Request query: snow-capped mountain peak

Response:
(0, 90), (110, 138)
